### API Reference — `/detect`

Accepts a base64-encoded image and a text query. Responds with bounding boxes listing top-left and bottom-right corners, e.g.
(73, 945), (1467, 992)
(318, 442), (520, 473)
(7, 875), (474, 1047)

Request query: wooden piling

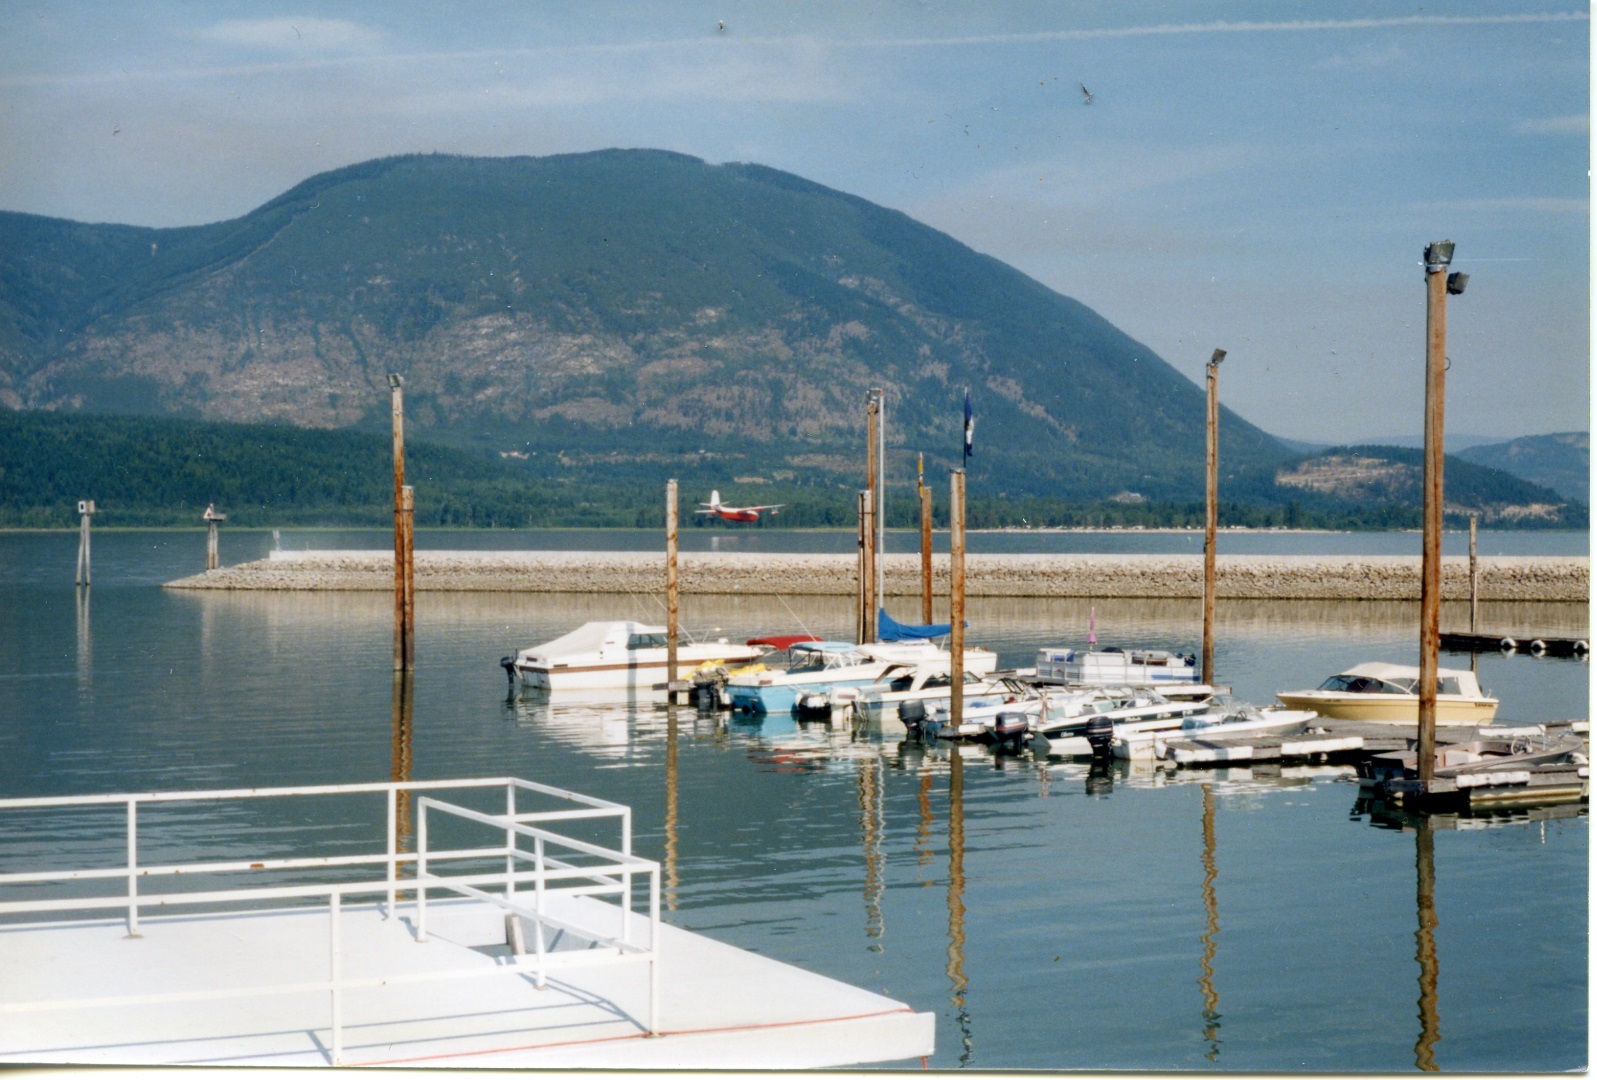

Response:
(859, 490), (877, 643)
(400, 485), (415, 671)
(666, 480), (680, 701)
(203, 503), (226, 571)
(919, 475), (933, 625)
(390, 375), (412, 673)
(75, 500), (94, 587)
(1468, 514), (1479, 634)
(1202, 349), (1225, 687)
(1417, 244), (1452, 785)
(949, 470), (966, 724)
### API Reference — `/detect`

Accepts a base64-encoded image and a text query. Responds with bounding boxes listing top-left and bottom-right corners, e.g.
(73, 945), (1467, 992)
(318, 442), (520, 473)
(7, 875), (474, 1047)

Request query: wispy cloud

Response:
(194, 17), (383, 52)
(1518, 114), (1589, 135)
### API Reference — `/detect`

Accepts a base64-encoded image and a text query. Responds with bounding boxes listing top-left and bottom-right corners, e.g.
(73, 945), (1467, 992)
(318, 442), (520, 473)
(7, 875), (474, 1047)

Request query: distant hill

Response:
(0, 150), (1292, 503)
(1456, 432), (1589, 504)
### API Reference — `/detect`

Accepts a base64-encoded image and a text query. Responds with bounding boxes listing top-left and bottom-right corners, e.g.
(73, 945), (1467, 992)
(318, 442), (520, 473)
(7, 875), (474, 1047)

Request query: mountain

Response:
(1456, 432), (1589, 504)
(0, 150), (1292, 502)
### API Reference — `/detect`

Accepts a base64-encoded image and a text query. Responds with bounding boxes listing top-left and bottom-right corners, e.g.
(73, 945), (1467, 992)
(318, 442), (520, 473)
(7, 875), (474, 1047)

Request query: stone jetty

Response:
(164, 550), (1588, 602)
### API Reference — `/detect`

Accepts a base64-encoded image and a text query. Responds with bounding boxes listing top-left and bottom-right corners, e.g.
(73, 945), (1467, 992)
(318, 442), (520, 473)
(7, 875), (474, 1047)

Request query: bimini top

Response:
(1318, 661), (1487, 698)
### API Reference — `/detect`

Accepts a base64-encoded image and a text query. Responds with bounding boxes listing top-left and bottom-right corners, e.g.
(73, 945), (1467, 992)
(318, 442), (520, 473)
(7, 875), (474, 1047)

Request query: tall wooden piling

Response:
(919, 467), (934, 625)
(949, 470), (966, 724)
(1468, 513), (1479, 634)
(858, 490), (877, 643)
(400, 485), (415, 671)
(390, 374), (413, 673)
(666, 480), (680, 701)
(1203, 349), (1225, 687)
(1417, 241), (1456, 786)
(75, 499), (95, 587)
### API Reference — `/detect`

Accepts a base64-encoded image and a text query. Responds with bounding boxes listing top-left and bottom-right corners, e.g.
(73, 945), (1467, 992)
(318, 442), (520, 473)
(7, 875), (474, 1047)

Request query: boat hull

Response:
(1274, 692), (1497, 724)
(515, 646), (764, 692)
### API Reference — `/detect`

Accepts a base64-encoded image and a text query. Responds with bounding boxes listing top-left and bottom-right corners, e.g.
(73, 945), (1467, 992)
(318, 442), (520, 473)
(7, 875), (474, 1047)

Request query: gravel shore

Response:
(164, 550), (1589, 602)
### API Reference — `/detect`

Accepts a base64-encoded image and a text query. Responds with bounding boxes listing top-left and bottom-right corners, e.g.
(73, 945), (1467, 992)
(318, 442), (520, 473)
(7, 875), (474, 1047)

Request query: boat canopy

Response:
(1319, 662), (1486, 698)
(747, 634), (824, 650)
(878, 608), (956, 642)
(524, 621), (666, 658)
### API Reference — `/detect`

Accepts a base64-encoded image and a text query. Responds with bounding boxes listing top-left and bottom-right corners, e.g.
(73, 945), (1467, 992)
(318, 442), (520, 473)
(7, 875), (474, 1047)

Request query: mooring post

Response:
(75, 499), (95, 586)
(1203, 348), (1225, 687)
(919, 465), (934, 625)
(1418, 241), (1463, 787)
(400, 485), (415, 671)
(389, 374), (412, 672)
(861, 490), (877, 643)
(202, 503), (226, 571)
(1468, 513), (1479, 634)
(666, 479), (680, 702)
(949, 470), (966, 725)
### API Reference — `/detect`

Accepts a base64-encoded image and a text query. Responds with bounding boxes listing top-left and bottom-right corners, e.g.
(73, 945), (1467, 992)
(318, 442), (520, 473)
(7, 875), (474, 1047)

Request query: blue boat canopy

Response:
(878, 608), (961, 642)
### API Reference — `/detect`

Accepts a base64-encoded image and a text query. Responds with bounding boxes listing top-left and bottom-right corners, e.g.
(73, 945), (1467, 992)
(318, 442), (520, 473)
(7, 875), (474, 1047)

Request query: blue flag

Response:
(962, 388), (974, 465)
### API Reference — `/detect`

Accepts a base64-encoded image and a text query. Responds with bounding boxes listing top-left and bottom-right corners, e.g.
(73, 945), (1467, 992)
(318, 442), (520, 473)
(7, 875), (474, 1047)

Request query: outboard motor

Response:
(993, 711), (1030, 752)
(500, 656), (517, 687)
(691, 673), (723, 711)
(1085, 714), (1116, 757)
(899, 699), (930, 739)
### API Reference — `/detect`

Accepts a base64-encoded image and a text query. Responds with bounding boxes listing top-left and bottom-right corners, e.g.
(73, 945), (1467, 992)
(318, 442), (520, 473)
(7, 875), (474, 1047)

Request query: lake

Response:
(0, 529), (1587, 1071)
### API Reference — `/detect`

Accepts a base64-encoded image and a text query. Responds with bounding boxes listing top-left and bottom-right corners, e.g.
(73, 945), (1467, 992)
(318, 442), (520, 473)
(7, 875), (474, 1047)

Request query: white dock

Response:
(0, 778), (934, 1069)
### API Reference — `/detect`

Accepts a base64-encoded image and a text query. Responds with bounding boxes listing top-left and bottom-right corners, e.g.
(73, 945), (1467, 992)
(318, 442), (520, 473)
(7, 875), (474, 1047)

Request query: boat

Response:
(1111, 702), (1319, 761)
(502, 621), (770, 692)
(1358, 727), (1588, 788)
(1033, 645), (1200, 688)
(729, 640), (997, 716)
(1276, 662), (1499, 724)
(837, 661), (997, 719)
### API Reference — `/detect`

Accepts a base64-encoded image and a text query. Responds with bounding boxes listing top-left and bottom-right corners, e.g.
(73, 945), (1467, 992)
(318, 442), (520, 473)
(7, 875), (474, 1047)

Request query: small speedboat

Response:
(1111, 702), (1318, 761)
(726, 640), (998, 715)
(1277, 662), (1499, 724)
(1034, 645), (1199, 688)
(503, 621), (769, 692)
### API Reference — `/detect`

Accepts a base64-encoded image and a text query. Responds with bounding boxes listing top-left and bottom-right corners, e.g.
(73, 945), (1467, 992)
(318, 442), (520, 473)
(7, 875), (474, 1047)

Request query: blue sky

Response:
(1, 2), (1588, 443)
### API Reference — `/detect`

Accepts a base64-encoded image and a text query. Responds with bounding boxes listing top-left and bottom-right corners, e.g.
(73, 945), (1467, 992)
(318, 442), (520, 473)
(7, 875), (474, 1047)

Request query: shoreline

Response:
(165, 550), (1590, 602)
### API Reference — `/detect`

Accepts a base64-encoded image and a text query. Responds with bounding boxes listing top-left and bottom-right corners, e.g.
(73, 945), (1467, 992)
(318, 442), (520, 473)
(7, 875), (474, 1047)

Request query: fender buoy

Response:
(1573, 640), (1589, 656)
(1530, 639), (1547, 655)
(1499, 637), (1517, 652)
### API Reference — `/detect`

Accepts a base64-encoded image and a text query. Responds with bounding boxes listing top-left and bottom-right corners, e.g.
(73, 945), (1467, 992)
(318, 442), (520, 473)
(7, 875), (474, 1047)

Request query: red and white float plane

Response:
(696, 490), (784, 523)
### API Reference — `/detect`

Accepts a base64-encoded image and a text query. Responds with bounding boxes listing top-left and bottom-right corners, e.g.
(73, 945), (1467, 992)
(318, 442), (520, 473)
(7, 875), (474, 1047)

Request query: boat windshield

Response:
(1317, 673), (1416, 694)
(626, 632), (670, 650)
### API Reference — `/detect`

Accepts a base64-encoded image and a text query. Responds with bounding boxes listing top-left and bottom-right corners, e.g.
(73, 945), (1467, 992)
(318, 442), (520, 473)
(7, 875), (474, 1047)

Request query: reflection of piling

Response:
(75, 500), (95, 586)
(1414, 818), (1440, 1070)
(945, 750), (971, 1064)
(665, 710), (680, 911)
(390, 672), (414, 868)
(1198, 784), (1222, 1061)
(859, 758), (884, 950)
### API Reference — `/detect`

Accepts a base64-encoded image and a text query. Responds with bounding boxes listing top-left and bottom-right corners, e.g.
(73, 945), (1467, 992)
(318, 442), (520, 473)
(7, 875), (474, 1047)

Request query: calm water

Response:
(0, 530), (1587, 1071)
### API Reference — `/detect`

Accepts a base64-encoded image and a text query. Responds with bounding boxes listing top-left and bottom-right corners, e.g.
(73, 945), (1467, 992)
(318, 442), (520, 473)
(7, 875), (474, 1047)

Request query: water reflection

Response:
(1414, 816), (1440, 1072)
(1198, 783), (1222, 1062)
(946, 750), (972, 1066)
(859, 757), (885, 951)
(75, 585), (91, 700)
(665, 708), (680, 911)
(391, 672), (414, 853)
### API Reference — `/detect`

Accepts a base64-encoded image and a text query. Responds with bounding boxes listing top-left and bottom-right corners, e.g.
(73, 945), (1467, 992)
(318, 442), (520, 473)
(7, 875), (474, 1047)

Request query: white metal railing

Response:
(0, 777), (661, 1065)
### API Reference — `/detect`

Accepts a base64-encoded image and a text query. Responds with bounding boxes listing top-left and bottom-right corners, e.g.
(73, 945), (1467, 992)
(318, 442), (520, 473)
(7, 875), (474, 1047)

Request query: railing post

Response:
(505, 783), (517, 901)
(416, 800), (429, 942)
(648, 865), (661, 1035)
(533, 835), (547, 987)
(125, 799), (141, 938)
(329, 891), (343, 1066)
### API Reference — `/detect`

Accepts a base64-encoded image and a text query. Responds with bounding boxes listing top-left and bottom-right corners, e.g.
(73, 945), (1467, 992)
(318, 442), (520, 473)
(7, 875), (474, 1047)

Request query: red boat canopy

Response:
(746, 634), (824, 650)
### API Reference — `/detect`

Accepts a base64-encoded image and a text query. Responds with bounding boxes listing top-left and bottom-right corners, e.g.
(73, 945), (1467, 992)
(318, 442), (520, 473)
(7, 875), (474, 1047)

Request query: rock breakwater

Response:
(164, 550), (1588, 602)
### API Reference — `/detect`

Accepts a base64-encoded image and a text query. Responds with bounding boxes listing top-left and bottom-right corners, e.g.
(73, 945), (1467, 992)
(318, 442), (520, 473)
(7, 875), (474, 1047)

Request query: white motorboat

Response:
(837, 661), (996, 719)
(503, 621), (769, 692)
(727, 640), (998, 715)
(1033, 645), (1199, 688)
(1111, 702), (1319, 761)
(1276, 661), (1499, 724)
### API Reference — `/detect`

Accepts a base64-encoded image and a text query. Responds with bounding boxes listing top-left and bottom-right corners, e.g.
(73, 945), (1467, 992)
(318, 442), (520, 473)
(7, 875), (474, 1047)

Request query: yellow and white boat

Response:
(1276, 661), (1498, 724)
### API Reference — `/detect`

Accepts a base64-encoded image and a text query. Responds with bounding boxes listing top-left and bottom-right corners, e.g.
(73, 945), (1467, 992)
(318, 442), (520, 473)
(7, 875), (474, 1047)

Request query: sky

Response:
(0, 1), (1588, 445)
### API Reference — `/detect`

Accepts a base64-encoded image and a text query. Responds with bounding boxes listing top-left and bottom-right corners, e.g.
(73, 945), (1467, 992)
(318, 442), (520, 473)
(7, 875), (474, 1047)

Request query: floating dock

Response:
(1440, 630), (1590, 657)
(0, 778), (933, 1069)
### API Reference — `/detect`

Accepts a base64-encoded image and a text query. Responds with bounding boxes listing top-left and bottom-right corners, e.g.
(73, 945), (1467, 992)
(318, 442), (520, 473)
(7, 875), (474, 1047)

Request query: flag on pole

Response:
(962, 388), (974, 465)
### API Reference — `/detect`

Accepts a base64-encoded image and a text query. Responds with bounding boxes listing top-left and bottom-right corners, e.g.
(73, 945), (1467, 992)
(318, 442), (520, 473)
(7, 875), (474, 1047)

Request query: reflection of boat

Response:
(1276, 662), (1498, 724)
(727, 641), (997, 716)
(1034, 645), (1199, 688)
(1111, 702), (1318, 761)
(503, 621), (768, 692)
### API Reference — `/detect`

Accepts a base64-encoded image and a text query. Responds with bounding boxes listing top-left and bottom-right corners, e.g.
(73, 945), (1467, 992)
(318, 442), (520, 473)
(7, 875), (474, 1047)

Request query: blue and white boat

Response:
(726, 640), (996, 715)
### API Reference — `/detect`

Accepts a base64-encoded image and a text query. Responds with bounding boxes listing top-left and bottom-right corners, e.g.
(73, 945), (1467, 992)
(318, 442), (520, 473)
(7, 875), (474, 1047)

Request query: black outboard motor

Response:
(993, 711), (1030, 752)
(500, 656), (517, 687)
(899, 699), (930, 739)
(691, 673), (722, 711)
(1085, 714), (1116, 757)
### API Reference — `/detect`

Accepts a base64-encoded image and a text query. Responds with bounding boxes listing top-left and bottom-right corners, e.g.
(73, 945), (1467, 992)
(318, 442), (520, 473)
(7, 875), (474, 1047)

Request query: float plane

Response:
(696, 490), (784, 523)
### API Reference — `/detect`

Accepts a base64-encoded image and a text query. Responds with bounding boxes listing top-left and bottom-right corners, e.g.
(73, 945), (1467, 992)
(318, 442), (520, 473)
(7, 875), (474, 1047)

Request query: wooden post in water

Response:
(949, 470), (966, 724)
(919, 457), (934, 625)
(389, 374), (413, 673)
(865, 391), (880, 640)
(1417, 241), (1461, 787)
(666, 480), (680, 702)
(1203, 348), (1225, 688)
(856, 491), (869, 644)
(861, 490), (877, 643)
(1468, 513), (1479, 634)
(400, 485), (415, 671)
(75, 499), (95, 586)
(203, 503), (226, 571)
